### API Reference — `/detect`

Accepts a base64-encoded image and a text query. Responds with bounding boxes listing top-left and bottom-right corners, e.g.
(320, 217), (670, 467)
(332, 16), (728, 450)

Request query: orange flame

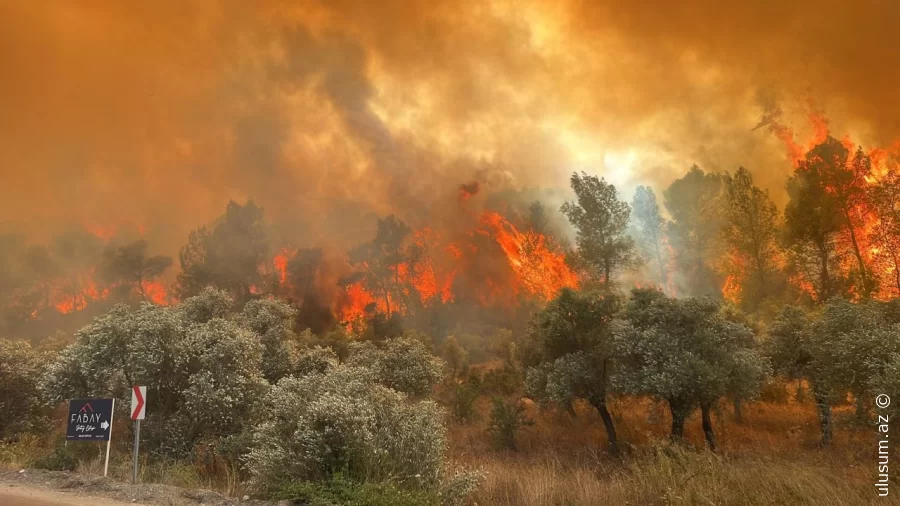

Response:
(478, 212), (579, 300)
(143, 280), (169, 305)
(273, 248), (290, 285)
(333, 210), (579, 325)
(337, 280), (378, 323)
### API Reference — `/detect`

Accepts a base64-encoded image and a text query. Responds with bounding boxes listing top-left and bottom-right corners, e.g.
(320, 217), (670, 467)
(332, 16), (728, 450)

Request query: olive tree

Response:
(770, 299), (900, 445)
(523, 288), (621, 451)
(613, 288), (769, 450)
(825, 300), (900, 419)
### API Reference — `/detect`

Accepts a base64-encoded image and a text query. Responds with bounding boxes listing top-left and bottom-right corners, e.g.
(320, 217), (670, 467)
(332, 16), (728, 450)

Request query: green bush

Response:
(0, 340), (51, 438)
(245, 366), (447, 492)
(346, 336), (445, 397)
(275, 475), (439, 506)
(487, 397), (533, 451)
(450, 376), (481, 422)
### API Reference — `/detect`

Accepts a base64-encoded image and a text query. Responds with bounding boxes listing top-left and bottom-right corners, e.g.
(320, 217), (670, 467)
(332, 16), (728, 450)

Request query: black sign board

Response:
(66, 398), (114, 441)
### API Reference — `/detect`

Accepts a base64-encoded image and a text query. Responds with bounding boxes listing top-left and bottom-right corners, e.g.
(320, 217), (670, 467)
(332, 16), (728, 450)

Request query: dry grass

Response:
(75, 450), (245, 496)
(0, 434), (49, 470)
(4, 391), (896, 504)
(451, 395), (896, 506)
(468, 446), (884, 506)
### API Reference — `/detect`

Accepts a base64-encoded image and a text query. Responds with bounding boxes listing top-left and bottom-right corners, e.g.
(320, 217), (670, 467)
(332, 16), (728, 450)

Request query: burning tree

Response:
(784, 137), (881, 302)
(100, 239), (172, 303)
(867, 159), (900, 297)
(348, 215), (413, 318)
(721, 167), (782, 311)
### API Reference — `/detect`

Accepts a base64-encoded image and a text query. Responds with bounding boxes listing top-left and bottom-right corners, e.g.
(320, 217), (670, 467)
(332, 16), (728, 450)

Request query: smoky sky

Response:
(1, 0), (898, 256)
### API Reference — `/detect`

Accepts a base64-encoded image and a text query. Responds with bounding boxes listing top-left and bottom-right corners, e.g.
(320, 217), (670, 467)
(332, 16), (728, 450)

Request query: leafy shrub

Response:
(31, 444), (80, 471)
(238, 298), (298, 382)
(299, 328), (353, 361)
(439, 468), (485, 506)
(179, 318), (269, 437)
(441, 336), (468, 379)
(294, 345), (340, 376)
(244, 365), (447, 492)
(487, 397), (533, 451)
(346, 336), (445, 396)
(275, 474), (440, 506)
(0, 340), (50, 438)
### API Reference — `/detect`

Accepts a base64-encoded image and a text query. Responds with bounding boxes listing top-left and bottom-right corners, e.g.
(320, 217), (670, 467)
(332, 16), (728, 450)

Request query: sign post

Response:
(130, 386), (146, 484)
(104, 399), (114, 477)
(66, 398), (115, 477)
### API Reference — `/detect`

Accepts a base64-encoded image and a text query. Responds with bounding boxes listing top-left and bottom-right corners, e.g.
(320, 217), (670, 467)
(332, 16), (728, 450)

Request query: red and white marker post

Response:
(130, 386), (146, 484)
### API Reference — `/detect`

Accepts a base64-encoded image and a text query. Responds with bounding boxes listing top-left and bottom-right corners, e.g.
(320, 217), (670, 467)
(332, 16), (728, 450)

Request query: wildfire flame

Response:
(333, 210), (579, 325)
(273, 248), (290, 285)
(762, 111), (900, 302)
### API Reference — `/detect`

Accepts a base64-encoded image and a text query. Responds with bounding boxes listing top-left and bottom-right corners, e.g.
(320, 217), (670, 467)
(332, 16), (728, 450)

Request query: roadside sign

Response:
(130, 386), (147, 484)
(66, 399), (114, 441)
(131, 386), (146, 420)
(66, 398), (116, 477)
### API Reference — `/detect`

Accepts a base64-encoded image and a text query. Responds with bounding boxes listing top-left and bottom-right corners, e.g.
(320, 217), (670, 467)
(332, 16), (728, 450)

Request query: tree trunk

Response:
(795, 379), (806, 403)
(669, 401), (686, 441)
(889, 247), (900, 297)
(701, 402), (717, 451)
(817, 240), (830, 303)
(843, 209), (871, 297)
(755, 254), (768, 303)
(591, 398), (618, 453)
(855, 394), (868, 422)
(813, 385), (832, 447)
(733, 396), (743, 424)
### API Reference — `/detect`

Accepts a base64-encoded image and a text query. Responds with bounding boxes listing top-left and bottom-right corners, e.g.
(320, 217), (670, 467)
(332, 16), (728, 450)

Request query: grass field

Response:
(450, 394), (895, 505)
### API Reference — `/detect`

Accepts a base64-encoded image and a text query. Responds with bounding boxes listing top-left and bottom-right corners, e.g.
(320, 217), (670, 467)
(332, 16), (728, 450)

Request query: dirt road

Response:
(0, 469), (271, 506)
(0, 486), (138, 506)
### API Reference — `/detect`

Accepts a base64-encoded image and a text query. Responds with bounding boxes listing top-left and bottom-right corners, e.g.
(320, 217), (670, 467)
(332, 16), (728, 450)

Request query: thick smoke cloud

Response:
(1, 0), (898, 255)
